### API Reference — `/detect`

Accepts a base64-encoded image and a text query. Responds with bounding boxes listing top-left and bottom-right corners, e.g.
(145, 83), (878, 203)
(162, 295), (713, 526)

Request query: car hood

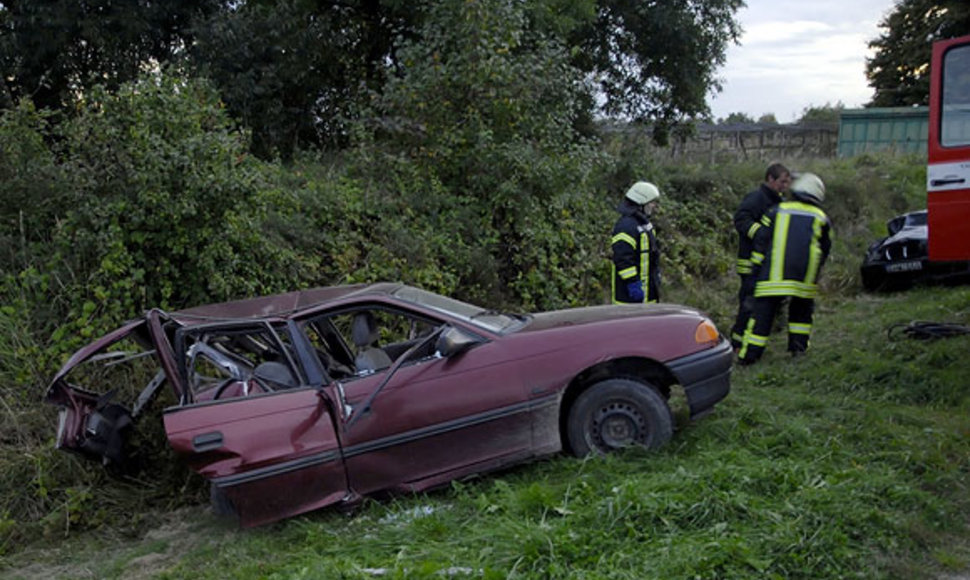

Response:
(521, 303), (704, 333)
(883, 225), (927, 247)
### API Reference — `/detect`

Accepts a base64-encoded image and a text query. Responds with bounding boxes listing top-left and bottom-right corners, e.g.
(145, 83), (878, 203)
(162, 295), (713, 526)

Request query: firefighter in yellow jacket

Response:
(738, 173), (831, 365)
(611, 181), (661, 304)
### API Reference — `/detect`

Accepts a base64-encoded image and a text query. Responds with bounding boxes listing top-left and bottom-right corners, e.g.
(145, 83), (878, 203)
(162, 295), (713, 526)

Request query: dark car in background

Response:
(46, 283), (731, 527)
(861, 210), (970, 291)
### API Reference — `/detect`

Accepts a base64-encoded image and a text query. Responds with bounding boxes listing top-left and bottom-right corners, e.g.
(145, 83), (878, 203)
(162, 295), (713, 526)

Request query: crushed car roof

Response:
(170, 283), (400, 321)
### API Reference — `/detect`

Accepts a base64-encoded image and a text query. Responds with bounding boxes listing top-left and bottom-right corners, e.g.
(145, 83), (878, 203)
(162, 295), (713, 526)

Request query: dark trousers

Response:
(738, 295), (815, 364)
(730, 273), (757, 348)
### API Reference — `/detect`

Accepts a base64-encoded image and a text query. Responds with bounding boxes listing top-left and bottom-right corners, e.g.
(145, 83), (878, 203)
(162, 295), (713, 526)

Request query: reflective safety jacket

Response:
(734, 184), (783, 276)
(611, 205), (660, 303)
(750, 199), (832, 298)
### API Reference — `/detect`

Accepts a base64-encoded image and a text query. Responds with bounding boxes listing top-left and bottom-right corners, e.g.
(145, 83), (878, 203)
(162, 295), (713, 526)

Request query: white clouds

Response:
(707, 0), (897, 122)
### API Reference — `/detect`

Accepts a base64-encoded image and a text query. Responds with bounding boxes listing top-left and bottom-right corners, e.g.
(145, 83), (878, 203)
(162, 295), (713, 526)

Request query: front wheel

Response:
(566, 378), (673, 456)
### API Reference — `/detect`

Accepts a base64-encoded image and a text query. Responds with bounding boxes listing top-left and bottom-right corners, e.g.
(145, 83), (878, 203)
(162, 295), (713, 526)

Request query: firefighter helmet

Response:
(625, 181), (660, 205)
(791, 173), (825, 203)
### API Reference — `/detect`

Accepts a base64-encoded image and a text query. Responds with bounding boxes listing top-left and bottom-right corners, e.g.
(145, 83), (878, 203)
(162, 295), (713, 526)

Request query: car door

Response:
(928, 34), (970, 262)
(161, 319), (349, 527)
(304, 305), (534, 497)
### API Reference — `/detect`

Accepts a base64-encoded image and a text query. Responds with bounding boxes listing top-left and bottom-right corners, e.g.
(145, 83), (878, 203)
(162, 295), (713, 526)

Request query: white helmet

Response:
(791, 173), (825, 203)
(625, 181), (660, 205)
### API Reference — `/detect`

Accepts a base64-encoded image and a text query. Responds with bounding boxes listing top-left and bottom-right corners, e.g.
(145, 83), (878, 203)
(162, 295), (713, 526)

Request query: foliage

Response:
(48, 73), (320, 332)
(1, 0), (745, 156)
(797, 102), (844, 125)
(0, 0), (221, 111)
(189, 0), (421, 160)
(572, 0), (745, 143)
(866, 0), (970, 107)
(718, 112), (756, 125)
(357, 0), (608, 309)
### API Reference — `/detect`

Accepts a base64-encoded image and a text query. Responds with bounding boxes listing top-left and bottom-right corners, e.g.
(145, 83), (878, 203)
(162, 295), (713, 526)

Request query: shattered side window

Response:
(182, 323), (305, 403)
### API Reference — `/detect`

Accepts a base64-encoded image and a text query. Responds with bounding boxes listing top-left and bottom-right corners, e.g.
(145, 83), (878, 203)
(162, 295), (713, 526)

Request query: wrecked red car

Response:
(46, 283), (731, 526)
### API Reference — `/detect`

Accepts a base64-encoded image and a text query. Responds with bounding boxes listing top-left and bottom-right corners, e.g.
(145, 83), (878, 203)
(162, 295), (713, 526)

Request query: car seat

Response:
(351, 311), (392, 372)
(253, 360), (298, 389)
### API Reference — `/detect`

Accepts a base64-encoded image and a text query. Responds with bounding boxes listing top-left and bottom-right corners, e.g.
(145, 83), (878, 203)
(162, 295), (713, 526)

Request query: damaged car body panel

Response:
(46, 283), (732, 527)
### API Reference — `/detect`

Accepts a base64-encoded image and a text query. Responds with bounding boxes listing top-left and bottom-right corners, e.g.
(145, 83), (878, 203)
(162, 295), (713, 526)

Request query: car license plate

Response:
(886, 260), (923, 273)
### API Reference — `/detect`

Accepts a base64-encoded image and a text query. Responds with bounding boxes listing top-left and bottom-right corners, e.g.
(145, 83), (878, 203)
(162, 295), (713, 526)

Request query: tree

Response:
(797, 102), (844, 124)
(190, 0), (425, 160)
(866, 0), (970, 107)
(2, 0), (744, 157)
(570, 0), (744, 143)
(367, 0), (604, 306)
(0, 1), (221, 112)
(719, 112), (756, 125)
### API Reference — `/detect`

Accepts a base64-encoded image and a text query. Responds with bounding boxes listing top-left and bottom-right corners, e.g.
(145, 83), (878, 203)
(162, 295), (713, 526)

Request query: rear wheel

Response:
(566, 378), (673, 456)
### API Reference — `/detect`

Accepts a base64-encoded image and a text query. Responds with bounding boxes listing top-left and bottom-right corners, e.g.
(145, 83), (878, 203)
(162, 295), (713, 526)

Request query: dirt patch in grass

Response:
(2, 506), (226, 580)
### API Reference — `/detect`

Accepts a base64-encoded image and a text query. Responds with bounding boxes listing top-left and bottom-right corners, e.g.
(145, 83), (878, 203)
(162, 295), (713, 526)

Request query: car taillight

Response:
(694, 319), (720, 346)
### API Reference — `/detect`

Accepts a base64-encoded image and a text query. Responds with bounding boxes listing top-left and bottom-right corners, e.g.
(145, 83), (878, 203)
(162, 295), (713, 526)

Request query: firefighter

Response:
(730, 163), (791, 350)
(738, 173), (831, 365)
(611, 181), (661, 304)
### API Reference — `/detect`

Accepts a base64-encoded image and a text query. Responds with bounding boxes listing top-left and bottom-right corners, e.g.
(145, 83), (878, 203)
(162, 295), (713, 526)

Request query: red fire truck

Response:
(927, 34), (970, 263)
(861, 34), (970, 290)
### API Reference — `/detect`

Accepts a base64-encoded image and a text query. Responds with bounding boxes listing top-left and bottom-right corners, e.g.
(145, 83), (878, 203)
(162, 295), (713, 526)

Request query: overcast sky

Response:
(706, 0), (899, 123)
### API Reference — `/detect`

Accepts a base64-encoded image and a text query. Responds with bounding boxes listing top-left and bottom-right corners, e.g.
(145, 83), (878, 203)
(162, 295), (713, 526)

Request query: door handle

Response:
(930, 177), (967, 186)
(192, 431), (224, 452)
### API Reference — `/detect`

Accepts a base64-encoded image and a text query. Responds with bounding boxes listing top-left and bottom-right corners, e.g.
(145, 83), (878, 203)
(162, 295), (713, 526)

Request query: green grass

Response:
(3, 284), (970, 579)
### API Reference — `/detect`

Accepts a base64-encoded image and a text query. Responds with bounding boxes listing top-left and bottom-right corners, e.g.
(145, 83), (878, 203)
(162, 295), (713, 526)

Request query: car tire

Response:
(566, 378), (673, 457)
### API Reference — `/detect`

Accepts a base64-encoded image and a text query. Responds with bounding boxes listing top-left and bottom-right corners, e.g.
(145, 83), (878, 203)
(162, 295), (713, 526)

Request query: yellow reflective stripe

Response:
(789, 322), (812, 335)
(639, 231), (650, 283)
(738, 318), (758, 358)
(805, 215), (824, 284)
(611, 264), (616, 300)
(750, 251), (764, 266)
(746, 333), (768, 347)
(612, 232), (636, 248)
(618, 266), (637, 279)
(770, 211), (790, 282)
(747, 222), (761, 238)
(754, 280), (818, 298)
(786, 201), (827, 219)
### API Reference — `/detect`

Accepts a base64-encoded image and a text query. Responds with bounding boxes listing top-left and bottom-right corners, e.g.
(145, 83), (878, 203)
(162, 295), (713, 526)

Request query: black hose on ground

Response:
(887, 320), (970, 340)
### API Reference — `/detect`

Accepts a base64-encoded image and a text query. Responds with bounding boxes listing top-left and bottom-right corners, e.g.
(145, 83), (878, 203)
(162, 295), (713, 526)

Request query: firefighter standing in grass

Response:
(730, 163), (791, 349)
(738, 173), (832, 365)
(611, 181), (661, 304)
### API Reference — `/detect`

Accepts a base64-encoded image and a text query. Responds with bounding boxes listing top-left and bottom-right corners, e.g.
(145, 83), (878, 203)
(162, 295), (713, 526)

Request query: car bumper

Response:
(861, 258), (970, 290)
(667, 338), (732, 419)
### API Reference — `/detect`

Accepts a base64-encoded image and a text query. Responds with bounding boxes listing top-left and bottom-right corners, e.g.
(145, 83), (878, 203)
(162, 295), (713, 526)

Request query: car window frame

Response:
(173, 318), (321, 405)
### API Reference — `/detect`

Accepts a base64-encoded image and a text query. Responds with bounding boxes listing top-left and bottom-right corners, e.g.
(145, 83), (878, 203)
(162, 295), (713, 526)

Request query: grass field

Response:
(3, 284), (969, 580)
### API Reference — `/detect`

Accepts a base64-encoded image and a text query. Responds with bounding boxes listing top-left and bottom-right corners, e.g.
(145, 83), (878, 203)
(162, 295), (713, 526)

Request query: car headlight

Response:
(694, 318), (720, 346)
